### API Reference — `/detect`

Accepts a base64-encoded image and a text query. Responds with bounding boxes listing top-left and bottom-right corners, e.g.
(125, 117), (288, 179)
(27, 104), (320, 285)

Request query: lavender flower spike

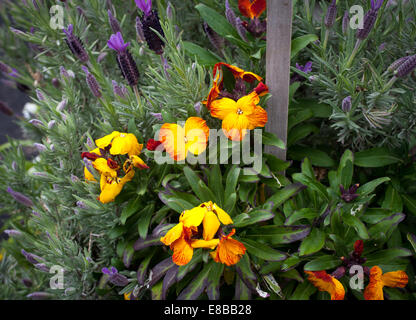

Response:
(102, 266), (129, 286)
(135, 0), (152, 16)
(396, 54), (416, 78)
(7, 187), (33, 207)
(63, 24), (89, 63)
(225, 0), (237, 28)
(108, 33), (140, 87)
(107, 10), (122, 34)
(82, 66), (102, 98)
(342, 96), (352, 112)
(356, 0), (384, 40)
(324, 0), (337, 28)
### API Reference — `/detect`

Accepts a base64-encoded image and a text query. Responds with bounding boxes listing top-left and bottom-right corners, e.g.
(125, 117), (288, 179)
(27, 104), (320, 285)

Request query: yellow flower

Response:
(159, 117), (210, 161)
(98, 169), (135, 204)
(95, 131), (143, 156)
(211, 229), (246, 266)
(305, 270), (345, 300)
(210, 91), (267, 141)
(364, 266), (408, 300)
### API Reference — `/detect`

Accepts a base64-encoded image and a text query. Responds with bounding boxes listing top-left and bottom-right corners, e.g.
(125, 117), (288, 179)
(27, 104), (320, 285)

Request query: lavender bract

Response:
(7, 187), (33, 207)
(82, 66), (102, 98)
(356, 0), (384, 40)
(324, 0), (337, 28)
(63, 24), (89, 63)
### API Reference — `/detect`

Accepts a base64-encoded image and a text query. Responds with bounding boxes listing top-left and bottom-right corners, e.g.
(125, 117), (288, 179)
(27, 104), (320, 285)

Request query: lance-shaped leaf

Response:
(183, 166), (214, 202)
(182, 41), (221, 66)
(364, 248), (413, 266)
(158, 189), (195, 213)
(299, 228), (325, 256)
(304, 255), (342, 271)
(207, 164), (224, 207)
(162, 265), (179, 300)
(206, 262), (224, 300)
(240, 238), (287, 261)
(368, 213), (405, 240)
(265, 183), (306, 210)
(177, 250), (202, 281)
(195, 4), (239, 38)
(177, 261), (214, 300)
(148, 257), (176, 287)
(245, 225), (310, 244)
(357, 177), (390, 196)
(122, 243), (135, 268)
(343, 214), (369, 240)
(293, 173), (329, 202)
(235, 254), (257, 293)
(289, 281), (316, 300)
(285, 208), (319, 225)
(138, 203), (155, 239)
(137, 252), (155, 285)
(120, 195), (142, 225)
(233, 209), (274, 228)
(133, 235), (163, 251)
(291, 34), (319, 58)
(225, 165), (241, 203)
(234, 276), (252, 300)
(354, 147), (401, 167)
(407, 233), (416, 253)
(402, 194), (416, 217)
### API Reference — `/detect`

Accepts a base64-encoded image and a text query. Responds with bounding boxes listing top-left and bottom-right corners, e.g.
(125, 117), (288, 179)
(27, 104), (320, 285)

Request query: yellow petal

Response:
(305, 271), (345, 300)
(222, 112), (251, 141)
(210, 98), (238, 120)
(99, 179), (124, 203)
(191, 238), (219, 249)
(93, 158), (117, 178)
(160, 222), (184, 246)
(382, 270), (408, 288)
(84, 166), (96, 182)
(95, 131), (120, 149)
(130, 155), (149, 169)
(180, 207), (206, 228)
(213, 203), (233, 225)
(202, 210), (221, 241)
(109, 133), (141, 156)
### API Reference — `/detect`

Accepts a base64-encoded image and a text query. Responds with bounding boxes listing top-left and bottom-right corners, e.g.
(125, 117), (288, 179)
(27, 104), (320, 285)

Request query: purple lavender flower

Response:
(235, 17), (247, 41)
(82, 66), (102, 98)
(203, 22), (224, 51)
(52, 78), (61, 88)
(340, 184), (360, 202)
(71, 174), (80, 182)
(102, 266), (129, 286)
(356, 0), (384, 40)
(324, 0), (337, 28)
(331, 266), (346, 279)
(108, 32), (140, 87)
(0, 62), (18, 78)
(56, 99), (67, 112)
(107, 10), (122, 34)
(150, 112), (163, 121)
(135, 17), (145, 42)
(4, 229), (22, 237)
(63, 24), (89, 63)
(342, 10), (349, 34)
(388, 56), (409, 72)
(34, 143), (47, 152)
(36, 89), (45, 101)
(291, 62), (313, 84)
(225, 0), (237, 28)
(76, 200), (87, 209)
(194, 102), (202, 114)
(60, 66), (71, 80)
(136, 0), (165, 55)
(396, 54), (416, 77)
(21, 249), (44, 264)
(22, 278), (33, 288)
(112, 80), (126, 98)
(7, 187), (33, 207)
(342, 96), (352, 112)
(34, 263), (50, 273)
(27, 292), (52, 300)
(166, 1), (173, 20)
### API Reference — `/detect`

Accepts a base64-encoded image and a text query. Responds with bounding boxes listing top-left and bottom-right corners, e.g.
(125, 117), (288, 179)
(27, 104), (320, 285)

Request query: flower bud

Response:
(342, 96), (352, 112)
(7, 187), (33, 207)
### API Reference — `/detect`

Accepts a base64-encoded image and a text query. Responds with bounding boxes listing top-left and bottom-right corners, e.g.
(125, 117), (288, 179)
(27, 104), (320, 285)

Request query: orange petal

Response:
(238, 0), (255, 19)
(216, 231), (246, 266)
(305, 271), (345, 300)
(130, 155), (149, 169)
(159, 123), (186, 161)
(191, 238), (219, 249)
(171, 236), (194, 266)
(160, 222), (184, 246)
(222, 113), (250, 141)
(184, 117), (210, 156)
(248, 105), (268, 129)
(364, 266), (384, 300)
(250, 0), (266, 18)
(382, 270), (409, 288)
(210, 98), (238, 120)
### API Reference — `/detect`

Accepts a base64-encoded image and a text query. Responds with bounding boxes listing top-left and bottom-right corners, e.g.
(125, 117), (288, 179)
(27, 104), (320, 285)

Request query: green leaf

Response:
(224, 192), (237, 213)
(120, 196), (142, 225)
(288, 124), (319, 146)
(285, 208), (319, 225)
(206, 262), (224, 300)
(233, 209), (275, 228)
(245, 225), (310, 244)
(364, 248), (413, 266)
(138, 204), (155, 239)
(183, 166), (212, 202)
(291, 99), (332, 118)
(304, 255), (342, 271)
(288, 109), (314, 131)
(299, 228), (326, 256)
(406, 233), (416, 253)
(293, 173), (329, 202)
(241, 238), (287, 261)
(260, 131), (286, 150)
(224, 165), (241, 202)
(182, 41), (221, 66)
(357, 177), (390, 196)
(208, 164), (224, 207)
(195, 4), (239, 38)
(354, 148), (401, 168)
(265, 182), (306, 210)
(264, 153), (291, 173)
(368, 213), (405, 240)
(343, 214), (369, 240)
(289, 281), (316, 300)
(291, 34), (319, 58)
(402, 194), (416, 217)
(288, 146), (335, 167)
(382, 185), (403, 213)
(177, 261), (214, 300)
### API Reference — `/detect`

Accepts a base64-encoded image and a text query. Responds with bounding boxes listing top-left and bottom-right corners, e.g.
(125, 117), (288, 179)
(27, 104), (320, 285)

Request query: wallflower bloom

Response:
(210, 91), (267, 141)
(96, 131), (142, 157)
(305, 270), (345, 300)
(99, 170), (135, 204)
(363, 266), (408, 300)
(161, 201), (234, 266)
(238, 0), (266, 20)
(159, 117), (209, 161)
(211, 229), (246, 266)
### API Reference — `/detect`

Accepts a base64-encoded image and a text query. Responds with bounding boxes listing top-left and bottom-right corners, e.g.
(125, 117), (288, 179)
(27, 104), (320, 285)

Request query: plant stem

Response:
(322, 29), (330, 53)
(133, 85), (143, 115)
(381, 76), (397, 93)
(345, 39), (361, 69)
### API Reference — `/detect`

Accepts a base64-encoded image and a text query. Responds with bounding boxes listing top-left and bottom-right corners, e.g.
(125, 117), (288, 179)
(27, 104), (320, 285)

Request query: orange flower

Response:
(305, 271), (345, 300)
(203, 62), (265, 110)
(210, 91), (267, 141)
(161, 225), (219, 266)
(363, 266), (408, 300)
(159, 117), (210, 161)
(238, 0), (266, 20)
(211, 229), (246, 266)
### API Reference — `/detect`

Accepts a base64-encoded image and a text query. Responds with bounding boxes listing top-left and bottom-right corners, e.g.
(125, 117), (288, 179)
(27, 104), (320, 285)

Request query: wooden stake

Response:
(265, 0), (293, 161)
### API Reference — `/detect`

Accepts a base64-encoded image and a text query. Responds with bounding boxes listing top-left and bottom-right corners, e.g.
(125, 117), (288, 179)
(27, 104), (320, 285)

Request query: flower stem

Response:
(381, 76), (397, 93)
(322, 29), (330, 53)
(133, 85), (143, 115)
(345, 39), (361, 69)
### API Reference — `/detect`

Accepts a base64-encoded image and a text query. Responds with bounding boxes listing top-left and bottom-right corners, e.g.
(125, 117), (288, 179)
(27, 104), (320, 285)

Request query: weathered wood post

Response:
(265, 0), (292, 161)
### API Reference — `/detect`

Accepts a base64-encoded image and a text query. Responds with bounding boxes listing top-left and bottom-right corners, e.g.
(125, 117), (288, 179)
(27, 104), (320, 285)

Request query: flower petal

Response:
(381, 270), (408, 288)
(305, 271), (345, 300)
(202, 210), (221, 241)
(180, 207), (206, 228)
(171, 237), (194, 266)
(213, 203), (233, 225)
(130, 155), (149, 169)
(191, 239), (219, 249)
(210, 98), (237, 120)
(95, 131), (120, 149)
(185, 117), (210, 156)
(160, 222), (184, 246)
(159, 123), (186, 161)
(214, 230), (246, 266)
(222, 113), (251, 141)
